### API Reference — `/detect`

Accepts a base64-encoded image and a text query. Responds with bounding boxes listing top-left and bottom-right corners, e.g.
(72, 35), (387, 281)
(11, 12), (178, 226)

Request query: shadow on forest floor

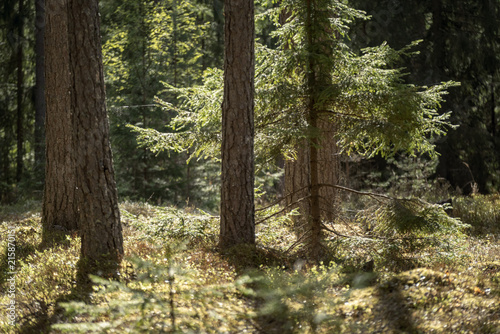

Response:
(17, 279), (94, 334)
(0, 218), (95, 334)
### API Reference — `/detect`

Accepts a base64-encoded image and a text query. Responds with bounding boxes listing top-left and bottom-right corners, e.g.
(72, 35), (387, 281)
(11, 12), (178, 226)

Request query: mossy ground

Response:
(0, 195), (499, 333)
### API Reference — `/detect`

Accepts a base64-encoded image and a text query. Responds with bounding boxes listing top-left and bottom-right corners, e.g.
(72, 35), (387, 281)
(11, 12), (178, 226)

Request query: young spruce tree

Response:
(131, 0), (457, 258)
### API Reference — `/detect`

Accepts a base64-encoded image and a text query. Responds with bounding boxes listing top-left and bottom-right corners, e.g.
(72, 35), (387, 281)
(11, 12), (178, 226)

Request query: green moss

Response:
(1, 199), (500, 333)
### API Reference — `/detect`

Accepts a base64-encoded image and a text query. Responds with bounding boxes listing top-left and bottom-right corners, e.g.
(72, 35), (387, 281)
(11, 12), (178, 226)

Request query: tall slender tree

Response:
(219, 0), (255, 248)
(34, 0), (46, 176)
(42, 0), (77, 233)
(15, 0), (24, 182)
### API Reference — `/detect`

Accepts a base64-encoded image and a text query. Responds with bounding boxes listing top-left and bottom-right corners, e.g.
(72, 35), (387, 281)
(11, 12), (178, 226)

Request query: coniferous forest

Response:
(1, 0), (500, 333)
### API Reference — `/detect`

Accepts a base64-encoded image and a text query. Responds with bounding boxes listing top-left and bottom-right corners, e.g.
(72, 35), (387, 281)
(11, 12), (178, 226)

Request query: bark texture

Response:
(220, 0), (255, 248)
(42, 0), (78, 232)
(316, 119), (340, 223)
(285, 121), (340, 227)
(68, 0), (123, 264)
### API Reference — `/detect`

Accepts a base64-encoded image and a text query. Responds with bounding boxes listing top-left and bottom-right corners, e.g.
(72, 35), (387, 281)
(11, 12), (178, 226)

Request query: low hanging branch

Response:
(256, 183), (394, 214)
(315, 183), (393, 202)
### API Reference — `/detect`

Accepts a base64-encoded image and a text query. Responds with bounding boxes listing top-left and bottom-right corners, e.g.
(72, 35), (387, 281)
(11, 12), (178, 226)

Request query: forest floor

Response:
(0, 195), (499, 333)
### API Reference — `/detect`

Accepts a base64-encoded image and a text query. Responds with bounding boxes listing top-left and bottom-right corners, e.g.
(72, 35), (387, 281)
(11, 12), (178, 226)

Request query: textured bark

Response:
(220, 0), (255, 248)
(42, 0), (78, 232)
(308, 118), (341, 258)
(68, 0), (123, 264)
(309, 113), (323, 259)
(316, 119), (340, 222)
(34, 0), (46, 173)
(284, 121), (340, 225)
(306, 10), (322, 253)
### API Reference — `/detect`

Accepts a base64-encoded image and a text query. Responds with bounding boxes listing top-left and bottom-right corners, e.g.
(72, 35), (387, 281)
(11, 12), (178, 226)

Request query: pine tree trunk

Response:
(68, 0), (123, 266)
(1, 125), (12, 202)
(219, 0), (255, 248)
(42, 0), (78, 232)
(34, 0), (46, 177)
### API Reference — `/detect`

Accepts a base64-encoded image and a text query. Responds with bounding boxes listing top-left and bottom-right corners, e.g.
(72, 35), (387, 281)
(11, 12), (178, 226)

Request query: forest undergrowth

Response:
(1, 195), (499, 333)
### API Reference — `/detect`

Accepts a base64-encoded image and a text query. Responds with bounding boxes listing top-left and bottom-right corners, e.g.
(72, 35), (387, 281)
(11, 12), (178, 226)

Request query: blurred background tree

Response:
(100, 0), (214, 206)
(348, 0), (500, 195)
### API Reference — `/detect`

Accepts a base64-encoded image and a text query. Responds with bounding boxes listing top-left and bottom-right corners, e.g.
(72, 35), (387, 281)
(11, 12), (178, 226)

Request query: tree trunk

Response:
(284, 142), (310, 231)
(316, 118), (340, 223)
(42, 0), (78, 233)
(309, 115), (323, 259)
(219, 0), (255, 248)
(491, 83), (496, 139)
(430, 0), (444, 82)
(305, 0), (321, 258)
(308, 118), (340, 258)
(68, 0), (123, 267)
(1, 121), (13, 202)
(16, 0), (24, 183)
(282, 0), (340, 259)
(283, 0), (341, 259)
(285, 119), (340, 229)
(34, 0), (46, 176)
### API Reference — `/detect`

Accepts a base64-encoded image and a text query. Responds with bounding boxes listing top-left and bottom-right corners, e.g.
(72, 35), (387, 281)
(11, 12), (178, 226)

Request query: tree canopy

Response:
(131, 0), (458, 169)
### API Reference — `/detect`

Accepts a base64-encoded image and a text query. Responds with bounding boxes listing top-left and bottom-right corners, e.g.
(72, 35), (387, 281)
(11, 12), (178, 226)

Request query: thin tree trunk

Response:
(304, 0), (322, 258)
(173, 0), (178, 87)
(68, 0), (123, 267)
(283, 0), (341, 258)
(1, 123), (12, 202)
(491, 83), (496, 139)
(431, 0), (444, 81)
(309, 126), (323, 258)
(34, 0), (46, 175)
(220, 0), (255, 248)
(42, 0), (78, 233)
(16, 0), (24, 183)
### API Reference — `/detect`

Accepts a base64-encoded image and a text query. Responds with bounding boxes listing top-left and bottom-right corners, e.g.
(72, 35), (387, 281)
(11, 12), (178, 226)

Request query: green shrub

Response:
(247, 263), (343, 334)
(124, 205), (219, 244)
(53, 246), (254, 333)
(341, 198), (471, 271)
